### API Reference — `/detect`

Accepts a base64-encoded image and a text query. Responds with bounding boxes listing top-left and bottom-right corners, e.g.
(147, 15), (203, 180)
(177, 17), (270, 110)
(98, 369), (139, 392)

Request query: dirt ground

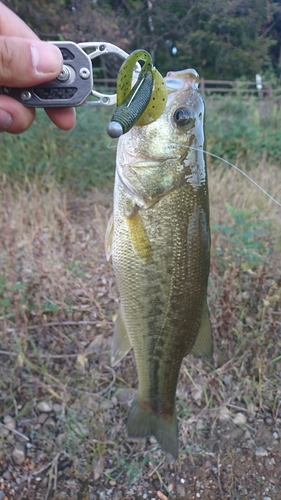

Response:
(0, 163), (281, 500)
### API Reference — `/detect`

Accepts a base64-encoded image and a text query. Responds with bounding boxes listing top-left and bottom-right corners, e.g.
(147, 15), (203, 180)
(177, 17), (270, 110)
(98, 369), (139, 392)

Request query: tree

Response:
(103, 0), (277, 79)
(3, 0), (280, 80)
(176, 0), (276, 79)
(267, 0), (281, 75)
(3, 0), (132, 78)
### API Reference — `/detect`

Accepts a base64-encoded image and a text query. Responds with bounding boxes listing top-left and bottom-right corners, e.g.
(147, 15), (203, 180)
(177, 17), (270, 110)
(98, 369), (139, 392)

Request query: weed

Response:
(206, 95), (281, 166)
(1, 96), (281, 192)
(0, 128), (280, 497)
(66, 260), (86, 277)
(0, 106), (116, 189)
(0, 278), (12, 316)
(212, 203), (270, 269)
(41, 300), (60, 314)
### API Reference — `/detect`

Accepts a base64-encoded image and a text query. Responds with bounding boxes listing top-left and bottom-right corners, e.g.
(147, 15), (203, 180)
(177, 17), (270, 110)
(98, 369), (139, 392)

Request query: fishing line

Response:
(107, 139), (118, 149)
(180, 144), (281, 208)
(107, 137), (281, 207)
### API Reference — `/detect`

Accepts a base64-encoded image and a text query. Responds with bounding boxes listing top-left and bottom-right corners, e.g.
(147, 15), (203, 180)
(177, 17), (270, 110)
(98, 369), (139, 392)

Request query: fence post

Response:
(200, 77), (205, 97)
(267, 83), (273, 97)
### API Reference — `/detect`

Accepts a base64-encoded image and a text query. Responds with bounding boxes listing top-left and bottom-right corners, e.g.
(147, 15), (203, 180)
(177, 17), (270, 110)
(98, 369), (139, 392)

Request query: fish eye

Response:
(173, 107), (194, 127)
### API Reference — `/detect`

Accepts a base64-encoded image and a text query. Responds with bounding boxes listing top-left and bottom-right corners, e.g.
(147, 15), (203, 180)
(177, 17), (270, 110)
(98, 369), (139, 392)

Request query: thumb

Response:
(0, 37), (63, 87)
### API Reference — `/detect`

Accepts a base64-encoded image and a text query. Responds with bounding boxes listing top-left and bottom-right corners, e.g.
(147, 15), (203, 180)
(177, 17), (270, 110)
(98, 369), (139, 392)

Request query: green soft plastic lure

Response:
(107, 50), (167, 138)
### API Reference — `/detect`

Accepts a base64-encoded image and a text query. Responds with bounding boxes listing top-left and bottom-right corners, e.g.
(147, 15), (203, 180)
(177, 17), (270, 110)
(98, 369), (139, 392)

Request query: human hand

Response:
(0, 2), (76, 133)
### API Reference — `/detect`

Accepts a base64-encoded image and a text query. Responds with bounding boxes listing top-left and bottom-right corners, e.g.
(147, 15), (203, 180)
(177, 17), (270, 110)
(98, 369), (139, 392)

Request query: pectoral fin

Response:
(105, 213), (114, 261)
(125, 211), (152, 263)
(190, 302), (213, 359)
(111, 306), (132, 366)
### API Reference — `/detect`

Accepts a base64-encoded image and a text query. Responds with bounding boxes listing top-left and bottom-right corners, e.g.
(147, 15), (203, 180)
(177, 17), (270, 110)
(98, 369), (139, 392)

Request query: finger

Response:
(0, 95), (35, 133)
(0, 3), (38, 38)
(0, 4), (75, 133)
(0, 36), (63, 86)
(45, 107), (76, 131)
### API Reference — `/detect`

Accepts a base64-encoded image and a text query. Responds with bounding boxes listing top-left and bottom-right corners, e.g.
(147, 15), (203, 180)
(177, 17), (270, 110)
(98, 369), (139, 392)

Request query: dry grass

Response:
(0, 162), (281, 499)
(209, 156), (281, 224)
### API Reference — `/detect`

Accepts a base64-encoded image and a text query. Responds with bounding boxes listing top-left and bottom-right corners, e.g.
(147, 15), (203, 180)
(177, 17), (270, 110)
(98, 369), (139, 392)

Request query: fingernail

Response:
(0, 109), (12, 130)
(30, 42), (62, 75)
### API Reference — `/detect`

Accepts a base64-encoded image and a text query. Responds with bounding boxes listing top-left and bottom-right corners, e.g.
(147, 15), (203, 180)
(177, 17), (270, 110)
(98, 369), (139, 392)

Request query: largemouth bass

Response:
(106, 68), (213, 459)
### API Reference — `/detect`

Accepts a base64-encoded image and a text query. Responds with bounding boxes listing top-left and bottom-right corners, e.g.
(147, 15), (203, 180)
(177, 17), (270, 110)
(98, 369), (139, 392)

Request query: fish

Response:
(105, 68), (213, 459)
(107, 49), (167, 138)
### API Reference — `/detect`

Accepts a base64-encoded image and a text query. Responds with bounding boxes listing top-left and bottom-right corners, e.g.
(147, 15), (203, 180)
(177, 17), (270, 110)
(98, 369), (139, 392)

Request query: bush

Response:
(205, 95), (281, 166)
(0, 106), (116, 190)
(1, 94), (280, 190)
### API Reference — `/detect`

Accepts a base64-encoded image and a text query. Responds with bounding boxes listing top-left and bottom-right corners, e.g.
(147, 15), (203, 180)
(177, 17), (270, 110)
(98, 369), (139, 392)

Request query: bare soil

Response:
(0, 163), (281, 500)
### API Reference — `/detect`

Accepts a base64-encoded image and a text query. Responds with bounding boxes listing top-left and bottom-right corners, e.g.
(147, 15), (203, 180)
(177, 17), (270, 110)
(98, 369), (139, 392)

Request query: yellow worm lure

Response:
(107, 50), (167, 138)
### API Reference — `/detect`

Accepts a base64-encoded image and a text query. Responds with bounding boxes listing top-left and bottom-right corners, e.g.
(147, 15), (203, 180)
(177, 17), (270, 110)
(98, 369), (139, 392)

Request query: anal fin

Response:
(111, 306), (132, 366)
(105, 213), (114, 261)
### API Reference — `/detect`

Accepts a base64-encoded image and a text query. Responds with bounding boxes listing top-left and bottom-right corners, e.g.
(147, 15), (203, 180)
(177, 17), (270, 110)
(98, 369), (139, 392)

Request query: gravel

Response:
(12, 444), (26, 465)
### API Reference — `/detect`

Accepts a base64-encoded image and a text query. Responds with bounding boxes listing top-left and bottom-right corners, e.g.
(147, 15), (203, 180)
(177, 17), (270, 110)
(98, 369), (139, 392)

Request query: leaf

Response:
(157, 492), (168, 500)
(76, 353), (88, 368)
(17, 354), (24, 368)
(233, 412), (247, 426)
(94, 457), (104, 481)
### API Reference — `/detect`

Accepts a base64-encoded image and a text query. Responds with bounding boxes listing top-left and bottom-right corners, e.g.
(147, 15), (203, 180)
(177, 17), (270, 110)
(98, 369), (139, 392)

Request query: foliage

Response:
(3, 0), (281, 80)
(0, 106), (116, 190)
(176, 0), (276, 79)
(3, 0), (130, 80)
(212, 203), (270, 269)
(3, 0), (123, 43)
(1, 94), (280, 190)
(205, 95), (281, 165)
(268, 0), (281, 76)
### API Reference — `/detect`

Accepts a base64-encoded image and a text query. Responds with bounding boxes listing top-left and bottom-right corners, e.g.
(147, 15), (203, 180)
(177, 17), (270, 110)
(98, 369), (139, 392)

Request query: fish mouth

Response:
(165, 68), (199, 93)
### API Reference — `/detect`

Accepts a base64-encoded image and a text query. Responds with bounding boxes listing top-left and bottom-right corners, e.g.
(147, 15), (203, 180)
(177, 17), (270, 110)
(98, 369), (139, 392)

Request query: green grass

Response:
(206, 95), (281, 166)
(0, 105), (117, 190)
(0, 95), (280, 190)
(212, 203), (270, 269)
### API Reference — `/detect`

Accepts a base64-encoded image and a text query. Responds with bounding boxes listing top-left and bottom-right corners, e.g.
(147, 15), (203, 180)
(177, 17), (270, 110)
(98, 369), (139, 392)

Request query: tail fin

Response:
(127, 397), (178, 459)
